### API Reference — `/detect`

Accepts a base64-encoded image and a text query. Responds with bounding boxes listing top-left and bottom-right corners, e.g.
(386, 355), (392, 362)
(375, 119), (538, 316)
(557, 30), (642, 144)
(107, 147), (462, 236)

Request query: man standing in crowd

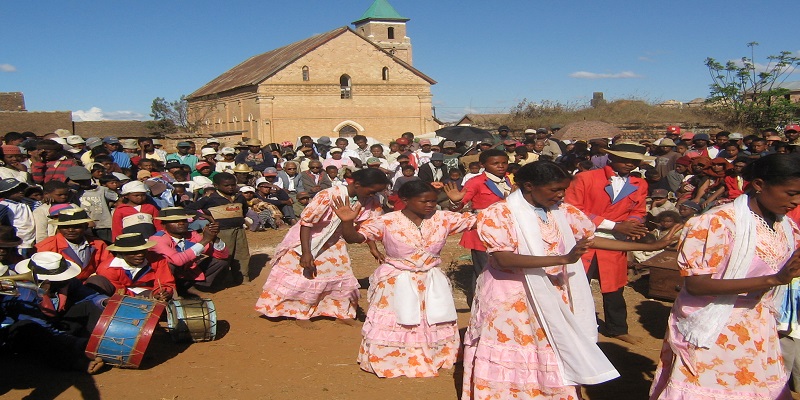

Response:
(167, 141), (200, 171)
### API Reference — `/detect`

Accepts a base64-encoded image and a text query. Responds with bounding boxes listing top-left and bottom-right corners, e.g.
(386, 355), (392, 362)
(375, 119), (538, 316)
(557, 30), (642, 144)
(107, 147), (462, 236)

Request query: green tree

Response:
(147, 96), (191, 133)
(705, 42), (800, 130)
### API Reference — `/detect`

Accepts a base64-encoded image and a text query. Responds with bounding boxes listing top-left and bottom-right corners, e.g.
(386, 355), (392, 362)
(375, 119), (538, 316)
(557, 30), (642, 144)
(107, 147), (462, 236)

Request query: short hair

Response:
(751, 138), (767, 145)
(514, 161), (572, 190)
(353, 135), (367, 143)
(658, 211), (681, 223)
(43, 180), (69, 193)
(4, 131), (23, 144)
(99, 175), (120, 185)
(351, 167), (391, 186)
(24, 185), (43, 197)
(725, 141), (740, 149)
(325, 165), (338, 172)
(370, 144), (383, 151)
(468, 161), (481, 168)
(514, 146), (528, 156)
(213, 172), (236, 184)
(335, 137), (349, 144)
(479, 149), (508, 164)
(398, 180), (436, 199)
(716, 131), (731, 138)
(137, 137), (153, 144)
(94, 155), (113, 163)
(401, 164), (416, 172)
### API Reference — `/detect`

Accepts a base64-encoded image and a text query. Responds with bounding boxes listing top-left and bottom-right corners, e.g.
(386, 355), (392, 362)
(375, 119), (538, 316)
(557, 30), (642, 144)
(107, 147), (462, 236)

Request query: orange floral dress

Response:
(255, 188), (382, 320)
(356, 210), (475, 378)
(650, 203), (800, 399)
(462, 201), (595, 400)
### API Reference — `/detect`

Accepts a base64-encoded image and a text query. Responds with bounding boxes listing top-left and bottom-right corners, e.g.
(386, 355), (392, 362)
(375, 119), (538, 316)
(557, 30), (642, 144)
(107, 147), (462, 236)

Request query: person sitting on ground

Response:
(300, 160), (332, 198)
(724, 157), (750, 201)
(150, 207), (229, 297)
(93, 233), (175, 301)
(678, 200), (701, 222)
(631, 210), (683, 264)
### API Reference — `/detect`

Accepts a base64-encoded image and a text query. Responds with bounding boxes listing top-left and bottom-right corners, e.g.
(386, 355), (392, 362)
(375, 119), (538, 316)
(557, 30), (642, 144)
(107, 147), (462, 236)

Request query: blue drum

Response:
(166, 298), (217, 342)
(85, 294), (165, 368)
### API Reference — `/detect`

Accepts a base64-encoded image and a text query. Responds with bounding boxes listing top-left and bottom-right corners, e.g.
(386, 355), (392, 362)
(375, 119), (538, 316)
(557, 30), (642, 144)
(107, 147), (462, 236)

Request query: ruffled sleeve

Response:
(477, 202), (517, 253)
(676, 208), (734, 277)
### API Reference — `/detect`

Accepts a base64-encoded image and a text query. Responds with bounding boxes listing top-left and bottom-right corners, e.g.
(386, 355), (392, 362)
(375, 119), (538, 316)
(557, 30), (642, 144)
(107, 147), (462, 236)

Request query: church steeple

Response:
(352, 0), (413, 65)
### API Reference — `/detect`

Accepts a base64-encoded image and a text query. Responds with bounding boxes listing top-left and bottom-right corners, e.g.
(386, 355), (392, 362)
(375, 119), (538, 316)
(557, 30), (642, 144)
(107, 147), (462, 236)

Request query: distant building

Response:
(455, 113), (511, 129)
(186, 0), (438, 144)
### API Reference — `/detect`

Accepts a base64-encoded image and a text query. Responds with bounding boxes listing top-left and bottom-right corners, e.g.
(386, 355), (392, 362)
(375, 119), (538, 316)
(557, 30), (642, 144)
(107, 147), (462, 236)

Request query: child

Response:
(111, 181), (162, 240)
(216, 147), (237, 173)
(89, 163), (106, 185)
(461, 161), (482, 185)
(240, 186), (266, 231)
(172, 183), (192, 206)
(0, 178), (35, 256)
(647, 188), (677, 227)
(292, 191), (311, 219)
(185, 172), (251, 283)
(67, 166), (117, 244)
(332, 180), (476, 377)
(632, 211), (683, 263)
(22, 185), (44, 210)
(100, 174), (122, 193)
(326, 165), (345, 186)
(32, 179), (76, 243)
(678, 200), (701, 222)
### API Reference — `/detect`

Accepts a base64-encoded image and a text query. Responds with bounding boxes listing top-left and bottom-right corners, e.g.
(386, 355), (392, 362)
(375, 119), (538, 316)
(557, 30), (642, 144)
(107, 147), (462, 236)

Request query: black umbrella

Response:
(435, 125), (494, 142)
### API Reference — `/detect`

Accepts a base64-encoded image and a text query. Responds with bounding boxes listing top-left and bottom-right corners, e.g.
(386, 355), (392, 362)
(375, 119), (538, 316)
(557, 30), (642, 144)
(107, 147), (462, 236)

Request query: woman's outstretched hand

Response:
(564, 237), (594, 264)
(443, 182), (465, 202)
(330, 196), (361, 222)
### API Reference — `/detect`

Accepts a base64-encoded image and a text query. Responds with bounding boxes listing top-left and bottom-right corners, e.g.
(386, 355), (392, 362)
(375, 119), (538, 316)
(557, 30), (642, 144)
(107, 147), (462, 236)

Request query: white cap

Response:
(121, 181), (148, 195)
(152, 139), (162, 145)
(524, 128), (537, 134)
(112, 172), (130, 181)
(66, 135), (85, 145)
(192, 175), (213, 189)
(52, 137), (67, 145)
(255, 177), (268, 187)
(729, 132), (743, 140)
(239, 185), (255, 193)
(206, 138), (220, 144)
(54, 129), (72, 138)
(220, 147), (235, 155)
(201, 148), (217, 157)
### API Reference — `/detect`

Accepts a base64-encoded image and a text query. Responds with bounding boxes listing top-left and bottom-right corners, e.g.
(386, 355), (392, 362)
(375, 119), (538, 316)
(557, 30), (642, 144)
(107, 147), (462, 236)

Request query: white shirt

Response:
(597, 174), (629, 232)
(1, 199), (34, 249)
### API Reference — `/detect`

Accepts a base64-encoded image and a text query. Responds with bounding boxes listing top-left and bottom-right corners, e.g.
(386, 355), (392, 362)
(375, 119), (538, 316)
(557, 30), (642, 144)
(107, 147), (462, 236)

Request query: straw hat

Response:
(15, 252), (81, 282)
(602, 142), (655, 161)
(233, 164), (253, 173)
(155, 207), (195, 221)
(107, 233), (157, 252)
(246, 139), (263, 147)
(48, 207), (95, 226)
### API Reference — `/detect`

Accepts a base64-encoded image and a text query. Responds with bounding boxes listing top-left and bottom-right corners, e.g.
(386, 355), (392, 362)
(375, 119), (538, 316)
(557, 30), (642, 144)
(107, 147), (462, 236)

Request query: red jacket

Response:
(149, 230), (229, 281)
(95, 253), (175, 297)
(111, 202), (162, 241)
(35, 234), (113, 281)
(565, 166), (648, 293)
(460, 173), (509, 251)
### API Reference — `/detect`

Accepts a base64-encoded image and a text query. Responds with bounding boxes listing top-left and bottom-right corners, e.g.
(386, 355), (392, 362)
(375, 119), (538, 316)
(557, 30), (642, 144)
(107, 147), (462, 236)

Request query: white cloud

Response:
(569, 71), (642, 79)
(72, 107), (145, 121)
(638, 56), (654, 62)
(0, 64), (16, 72)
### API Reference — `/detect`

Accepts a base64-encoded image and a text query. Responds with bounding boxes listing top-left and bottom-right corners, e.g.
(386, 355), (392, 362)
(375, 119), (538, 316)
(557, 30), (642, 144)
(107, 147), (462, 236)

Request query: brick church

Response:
(187, 0), (439, 144)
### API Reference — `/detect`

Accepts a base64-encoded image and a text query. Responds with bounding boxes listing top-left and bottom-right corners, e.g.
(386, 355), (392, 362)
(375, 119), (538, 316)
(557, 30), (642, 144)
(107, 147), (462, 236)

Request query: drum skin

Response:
(85, 294), (165, 368)
(166, 298), (217, 342)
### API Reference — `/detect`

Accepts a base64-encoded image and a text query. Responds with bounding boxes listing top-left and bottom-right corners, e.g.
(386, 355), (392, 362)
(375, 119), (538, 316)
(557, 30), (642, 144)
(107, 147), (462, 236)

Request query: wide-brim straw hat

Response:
(246, 139), (263, 147)
(233, 164), (253, 173)
(48, 207), (95, 226)
(602, 142), (655, 161)
(155, 207), (195, 221)
(15, 252), (81, 282)
(107, 233), (157, 252)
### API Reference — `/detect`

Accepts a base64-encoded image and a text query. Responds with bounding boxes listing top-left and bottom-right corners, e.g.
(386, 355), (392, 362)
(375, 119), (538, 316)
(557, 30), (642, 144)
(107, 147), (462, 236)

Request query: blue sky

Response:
(2, 0), (798, 123)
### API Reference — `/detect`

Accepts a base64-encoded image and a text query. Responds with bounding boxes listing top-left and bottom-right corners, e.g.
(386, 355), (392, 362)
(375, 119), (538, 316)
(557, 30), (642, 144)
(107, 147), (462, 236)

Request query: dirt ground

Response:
(0, 229), (777, 399)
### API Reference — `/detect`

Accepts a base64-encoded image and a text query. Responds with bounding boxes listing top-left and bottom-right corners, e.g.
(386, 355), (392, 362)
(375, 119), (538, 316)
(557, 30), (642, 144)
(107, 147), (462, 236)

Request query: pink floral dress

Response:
(650, 203), (800, 399)
(356, 210), (475, 378)
(462, 201), (595, 400)
(255, 188), (382, 320)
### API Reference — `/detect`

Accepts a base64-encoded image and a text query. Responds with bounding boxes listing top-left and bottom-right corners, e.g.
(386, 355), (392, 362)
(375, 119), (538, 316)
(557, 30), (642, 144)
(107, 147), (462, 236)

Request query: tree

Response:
(147, 96), (190, 133)
(705, 42), (800, 130)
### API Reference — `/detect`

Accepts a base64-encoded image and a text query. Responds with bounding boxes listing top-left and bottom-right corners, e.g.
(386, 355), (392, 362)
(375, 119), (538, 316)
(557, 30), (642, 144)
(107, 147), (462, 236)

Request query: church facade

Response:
(186, 0), (438, 144)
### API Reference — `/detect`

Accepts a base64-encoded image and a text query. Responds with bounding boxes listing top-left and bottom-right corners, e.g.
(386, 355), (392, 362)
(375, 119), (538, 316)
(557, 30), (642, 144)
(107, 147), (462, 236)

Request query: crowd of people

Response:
(3, 123), (800, 399)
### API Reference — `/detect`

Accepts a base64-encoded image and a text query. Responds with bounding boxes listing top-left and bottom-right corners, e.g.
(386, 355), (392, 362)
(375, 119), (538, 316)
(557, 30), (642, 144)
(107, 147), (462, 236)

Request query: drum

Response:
(85, 294), (165, 368)
(166, 298), (217, 342)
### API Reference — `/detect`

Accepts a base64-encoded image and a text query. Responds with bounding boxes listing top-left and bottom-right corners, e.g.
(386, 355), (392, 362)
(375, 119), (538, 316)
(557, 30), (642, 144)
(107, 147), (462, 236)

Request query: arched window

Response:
(302, 66), (309, 81)
(382, 67), (389, 81)
(340, 75), (352, 99)
(388, 27), (395, 39)
(339, 125), (357, 137)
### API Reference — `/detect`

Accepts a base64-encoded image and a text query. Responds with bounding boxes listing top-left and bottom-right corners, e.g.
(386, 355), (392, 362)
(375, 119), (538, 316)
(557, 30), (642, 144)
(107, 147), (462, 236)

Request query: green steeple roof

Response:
(352, 0), (409, 25)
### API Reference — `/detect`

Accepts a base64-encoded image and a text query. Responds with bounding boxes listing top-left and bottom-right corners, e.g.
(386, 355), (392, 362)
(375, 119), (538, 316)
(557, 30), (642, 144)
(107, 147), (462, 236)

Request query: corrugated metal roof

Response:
(188, 26), (434, 100)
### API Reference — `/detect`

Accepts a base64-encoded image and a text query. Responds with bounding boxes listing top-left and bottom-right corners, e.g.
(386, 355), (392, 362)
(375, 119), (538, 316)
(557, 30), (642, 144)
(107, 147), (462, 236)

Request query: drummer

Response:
(94, 233), (176, 301)
(150, 207), (230, 297)
(4, 252), (106, 374)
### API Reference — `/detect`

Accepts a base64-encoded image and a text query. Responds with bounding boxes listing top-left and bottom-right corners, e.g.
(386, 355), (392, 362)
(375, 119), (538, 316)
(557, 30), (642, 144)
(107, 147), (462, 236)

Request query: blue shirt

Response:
(111, 151), (132, 169)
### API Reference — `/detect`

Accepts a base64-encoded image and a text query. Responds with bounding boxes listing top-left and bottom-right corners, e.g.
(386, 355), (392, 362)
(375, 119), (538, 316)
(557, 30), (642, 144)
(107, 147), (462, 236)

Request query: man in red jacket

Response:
(149, 207), (229, 297)
(35, 207), (113, 281)
(565, 142), (651, 344)
(95, 233), (175, 300)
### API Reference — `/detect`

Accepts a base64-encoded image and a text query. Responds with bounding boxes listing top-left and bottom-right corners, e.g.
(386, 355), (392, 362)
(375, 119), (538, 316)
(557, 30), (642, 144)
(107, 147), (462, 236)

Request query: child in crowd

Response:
(172, 183), (192, 206)
(24, 185), (44, 210)
(632, 210), (683, 263)
(111, 181), (162, 240)
(100, 174), (122, 193)
(326, 165), (345, 186)
(461, 161), (482, 185)
(0, 178), (35, 256)
(292, 191), (310, 218)
(215, 147), (237, 173)
(647, 188), (677, 227)
(677, 200), (701, 222)
(239, 186), (267, 231)
(67, 166), (117, 244)
(32, 179), (75, 243)
(724, 157), (750, 201)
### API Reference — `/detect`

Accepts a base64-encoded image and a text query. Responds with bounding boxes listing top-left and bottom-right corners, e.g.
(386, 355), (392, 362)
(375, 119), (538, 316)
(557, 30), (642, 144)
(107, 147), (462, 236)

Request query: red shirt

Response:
(95, 253), (175, 297)
(35, 234), (113, 281)
(459, 173), (508, 251)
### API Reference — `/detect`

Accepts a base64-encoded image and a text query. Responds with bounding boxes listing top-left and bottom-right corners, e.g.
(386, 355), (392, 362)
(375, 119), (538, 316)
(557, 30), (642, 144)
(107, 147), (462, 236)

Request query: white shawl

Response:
(677, 194), (794, 348)
(507, 191), (619, 386)
(293, 185), (350, 258)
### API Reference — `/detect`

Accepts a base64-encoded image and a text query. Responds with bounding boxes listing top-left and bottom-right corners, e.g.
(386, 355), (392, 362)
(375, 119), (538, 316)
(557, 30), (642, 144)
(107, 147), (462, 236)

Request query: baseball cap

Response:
(220, 147), (236, 155)
(692, 133), (710, 141)
(366, 157), (382, 165)
(239, 185), (255, 193)
(329, 147), (343, 153)
(395, 138), (410, 145)
(165, 159), (182, 170)
(442, 141), (456, 148)
(177, 141), (192, 148)
(1, 145), (22, 155)
(650, 188), (669, 198)
(524, 128), (537, 135)
(201, 148), (217, 157)
(195, 162), (211, 171)
(419, 139), (431, 146)
(729, 132), (743, 140)
(666, 126), (681, 134)
(785, 124), (800, 133)
(85, 137), (103, 149)
(102, 137), (120, 145)
(680, 201), (701, 212)
(498, 125), (510, 132)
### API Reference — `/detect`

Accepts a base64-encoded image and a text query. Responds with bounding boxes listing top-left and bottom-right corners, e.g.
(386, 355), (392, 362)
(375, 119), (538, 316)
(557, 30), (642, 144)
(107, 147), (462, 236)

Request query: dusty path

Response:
(0, 229), (776, 399)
